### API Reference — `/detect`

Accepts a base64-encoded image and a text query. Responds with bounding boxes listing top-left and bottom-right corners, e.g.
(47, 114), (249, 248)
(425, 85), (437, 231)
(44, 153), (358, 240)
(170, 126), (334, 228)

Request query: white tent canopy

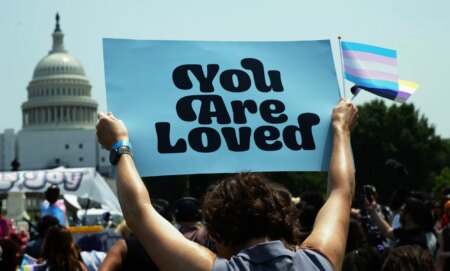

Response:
(0, 167), (121, 214)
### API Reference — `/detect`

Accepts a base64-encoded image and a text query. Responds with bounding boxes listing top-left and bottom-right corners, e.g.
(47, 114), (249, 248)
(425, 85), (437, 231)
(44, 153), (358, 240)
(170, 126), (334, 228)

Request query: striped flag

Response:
(341, 41), (419, 102)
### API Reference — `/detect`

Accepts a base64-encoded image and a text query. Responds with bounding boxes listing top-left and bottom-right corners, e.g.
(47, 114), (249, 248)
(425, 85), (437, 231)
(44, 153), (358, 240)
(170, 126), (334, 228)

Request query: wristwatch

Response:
(110, 144), (133, 165)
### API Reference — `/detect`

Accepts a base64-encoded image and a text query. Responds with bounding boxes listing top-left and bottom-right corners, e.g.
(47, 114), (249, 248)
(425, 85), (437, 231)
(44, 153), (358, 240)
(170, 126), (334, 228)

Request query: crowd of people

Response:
(0, 99), (449, 270)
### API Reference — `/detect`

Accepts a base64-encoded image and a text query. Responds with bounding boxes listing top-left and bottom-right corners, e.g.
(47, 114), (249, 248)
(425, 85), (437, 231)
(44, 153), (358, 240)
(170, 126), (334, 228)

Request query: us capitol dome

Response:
(0, 14), (111, 172)
(22, 14), (98, 130)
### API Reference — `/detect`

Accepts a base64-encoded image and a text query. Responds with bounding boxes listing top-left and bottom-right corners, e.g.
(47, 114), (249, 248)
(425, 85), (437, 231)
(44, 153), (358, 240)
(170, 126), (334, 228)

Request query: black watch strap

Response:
(110, 146), (133, 165)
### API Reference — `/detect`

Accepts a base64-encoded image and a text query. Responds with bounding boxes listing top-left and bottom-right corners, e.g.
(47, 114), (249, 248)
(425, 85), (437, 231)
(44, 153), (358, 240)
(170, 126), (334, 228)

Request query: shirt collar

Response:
(236, 240), (295, 263)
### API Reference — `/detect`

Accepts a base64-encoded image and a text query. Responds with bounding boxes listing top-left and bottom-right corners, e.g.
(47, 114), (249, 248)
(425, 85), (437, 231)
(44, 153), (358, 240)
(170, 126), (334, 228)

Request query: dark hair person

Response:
(0, 239), (21, 271)
(95, 99), (358, 270)
(342, 247), (381, 271)
(382, 245), (435, 271)
(41, 226), (87, 271)
(203, 173), (302, 251)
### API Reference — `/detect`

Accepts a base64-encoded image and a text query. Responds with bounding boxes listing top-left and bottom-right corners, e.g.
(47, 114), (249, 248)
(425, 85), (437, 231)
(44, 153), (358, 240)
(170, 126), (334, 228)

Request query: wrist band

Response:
(111, 140), (132, 150)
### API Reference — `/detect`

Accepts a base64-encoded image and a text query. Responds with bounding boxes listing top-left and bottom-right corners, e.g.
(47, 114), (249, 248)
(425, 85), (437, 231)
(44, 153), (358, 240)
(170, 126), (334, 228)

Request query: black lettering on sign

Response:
(221, 127), (252, 152)
(260, 100), (288, 124)
(172, 64), (219, 92)
(283, 113), (320, 150)
(155, 58), (321, 155)
(219, 69), (251, 92)
(172, 58), (283, 93)
(188, 127), (221, 153)
(230, 100), (258, 124)
(254, 126), (282, 151)
(155, 122), (187, 153)
(241, 58), (284, 92)
(176, 95), (231, 124)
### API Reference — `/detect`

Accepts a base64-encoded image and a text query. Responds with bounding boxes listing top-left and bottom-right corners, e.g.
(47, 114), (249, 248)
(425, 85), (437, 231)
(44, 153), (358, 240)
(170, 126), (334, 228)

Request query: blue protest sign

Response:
(103, 39), (340, 177)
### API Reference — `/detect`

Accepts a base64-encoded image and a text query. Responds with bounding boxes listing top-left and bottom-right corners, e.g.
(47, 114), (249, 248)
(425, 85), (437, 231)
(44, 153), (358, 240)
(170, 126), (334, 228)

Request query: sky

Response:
(1, 0), (449, 138)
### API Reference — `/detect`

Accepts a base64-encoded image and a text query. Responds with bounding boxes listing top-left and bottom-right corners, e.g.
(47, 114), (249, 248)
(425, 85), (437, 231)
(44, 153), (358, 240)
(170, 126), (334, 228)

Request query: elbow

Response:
(122, 203), (153, 231)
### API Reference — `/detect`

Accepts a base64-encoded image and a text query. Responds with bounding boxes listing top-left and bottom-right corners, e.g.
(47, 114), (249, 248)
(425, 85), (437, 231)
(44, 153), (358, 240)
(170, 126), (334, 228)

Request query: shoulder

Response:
(294, 249), (334, 271)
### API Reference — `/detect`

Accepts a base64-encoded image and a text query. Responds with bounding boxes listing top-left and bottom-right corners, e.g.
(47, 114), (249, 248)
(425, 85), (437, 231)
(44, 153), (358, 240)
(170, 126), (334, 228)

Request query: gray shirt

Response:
(213, 240), (333, 271)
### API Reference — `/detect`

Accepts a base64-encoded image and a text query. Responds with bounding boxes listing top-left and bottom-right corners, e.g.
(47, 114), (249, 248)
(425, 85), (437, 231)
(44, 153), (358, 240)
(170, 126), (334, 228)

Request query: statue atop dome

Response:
(54, 13), (61, 32)
(51, 13), (65, 53)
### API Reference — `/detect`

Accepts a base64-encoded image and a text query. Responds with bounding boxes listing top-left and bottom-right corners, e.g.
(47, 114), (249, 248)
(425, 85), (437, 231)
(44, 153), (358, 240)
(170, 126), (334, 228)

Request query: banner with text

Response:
(103, 39), (340, 177)
(0, 167), (121, 213)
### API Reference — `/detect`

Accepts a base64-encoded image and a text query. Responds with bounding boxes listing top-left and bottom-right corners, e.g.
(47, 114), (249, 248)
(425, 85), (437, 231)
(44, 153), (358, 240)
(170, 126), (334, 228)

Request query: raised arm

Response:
(98, 239), (127, 271)
(365, 198), (395, 240)
(301, 99), (358, 270)
(96, 112), (216, 271)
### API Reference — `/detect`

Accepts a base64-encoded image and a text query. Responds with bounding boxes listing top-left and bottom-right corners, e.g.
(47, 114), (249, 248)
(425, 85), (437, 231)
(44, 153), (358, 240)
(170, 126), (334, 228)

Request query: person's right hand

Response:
(96, 112), (129, 150)
(364, 197), (378, 215)
(331, 99), (358, 133)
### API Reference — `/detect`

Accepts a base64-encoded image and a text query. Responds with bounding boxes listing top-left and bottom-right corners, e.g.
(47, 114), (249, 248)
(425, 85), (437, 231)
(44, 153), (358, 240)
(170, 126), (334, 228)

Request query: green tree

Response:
(432, 167), (450, 195)
(352, 100), (450, 202)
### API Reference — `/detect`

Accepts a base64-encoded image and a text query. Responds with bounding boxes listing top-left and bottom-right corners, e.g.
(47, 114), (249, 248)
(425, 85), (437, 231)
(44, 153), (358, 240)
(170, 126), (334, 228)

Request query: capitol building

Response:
(0, 15), (110, 174)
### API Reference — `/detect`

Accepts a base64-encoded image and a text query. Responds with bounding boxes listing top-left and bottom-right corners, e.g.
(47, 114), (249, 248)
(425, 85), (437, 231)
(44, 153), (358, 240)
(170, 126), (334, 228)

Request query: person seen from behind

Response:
(382, 245), (435, 271)
(41, 185), (68, 227)
(95, 98), (358, 270)
(40, 225), (87, 271)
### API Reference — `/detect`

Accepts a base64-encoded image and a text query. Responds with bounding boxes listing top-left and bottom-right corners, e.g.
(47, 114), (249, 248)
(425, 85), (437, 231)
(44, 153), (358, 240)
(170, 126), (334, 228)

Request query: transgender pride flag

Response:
(341, 41), (419, 102)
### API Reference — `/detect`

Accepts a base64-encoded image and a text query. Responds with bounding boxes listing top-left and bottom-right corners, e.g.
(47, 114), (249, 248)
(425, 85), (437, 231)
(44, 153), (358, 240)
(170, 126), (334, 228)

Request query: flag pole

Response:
(338, 36), (347, 99)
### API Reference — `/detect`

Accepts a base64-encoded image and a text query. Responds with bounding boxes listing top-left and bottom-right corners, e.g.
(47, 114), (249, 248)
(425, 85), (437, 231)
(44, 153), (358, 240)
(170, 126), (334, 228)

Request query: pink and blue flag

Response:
(341, 41), (419, 102)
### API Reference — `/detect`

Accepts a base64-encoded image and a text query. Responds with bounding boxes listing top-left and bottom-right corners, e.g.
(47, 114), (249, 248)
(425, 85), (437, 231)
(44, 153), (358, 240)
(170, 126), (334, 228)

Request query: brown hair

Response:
(203, 172), (301, 247)
(41, 226), (82, 271)
(381, 245), (435, 271)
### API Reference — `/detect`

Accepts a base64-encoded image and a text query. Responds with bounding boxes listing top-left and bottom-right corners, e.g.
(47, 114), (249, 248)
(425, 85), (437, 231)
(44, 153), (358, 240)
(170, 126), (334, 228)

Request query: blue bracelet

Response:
(111, 140), (132, 150)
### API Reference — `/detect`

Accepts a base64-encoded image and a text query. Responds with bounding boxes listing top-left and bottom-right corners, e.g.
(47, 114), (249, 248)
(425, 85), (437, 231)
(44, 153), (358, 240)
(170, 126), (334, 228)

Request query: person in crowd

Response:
(381, 245), (435, 271)
(359, 184), (393, 247)
(25, 215), (59, 258)
(152, 199), (172, 222)
(0, 201), (9, 239)
(173, 197), (210, 248)
(77, 234), (107, 271)
(41, 185), (68, 226)
(345, 218), (368, 254)
(0, 238), (21, 271)
(40, 225), (87, 271)
(296, 191), (324, 242)
(99, 199), (173, 271)
(342, 247), (381, 271)
(114, 220), (132, 239)
(366, 197), (429, 250)
(437, 200), (450, 271)
(433, 200), (444, 230)
(99, 234), (159, 271)
(422, 200), (438, 256)
(389, 188), (410, 230)
(101, 212), (116, 229)
(95, 98), (358, 270)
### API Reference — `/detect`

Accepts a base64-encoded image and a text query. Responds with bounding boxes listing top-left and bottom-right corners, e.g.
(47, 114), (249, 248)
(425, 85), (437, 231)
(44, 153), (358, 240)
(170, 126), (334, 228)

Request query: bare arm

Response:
(365, 199), (395, 240)
(96, 113), (216, 271)
(79, 261), (88, 271)
(98, 239), (128, 271)
(301, 99), (357, 270)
